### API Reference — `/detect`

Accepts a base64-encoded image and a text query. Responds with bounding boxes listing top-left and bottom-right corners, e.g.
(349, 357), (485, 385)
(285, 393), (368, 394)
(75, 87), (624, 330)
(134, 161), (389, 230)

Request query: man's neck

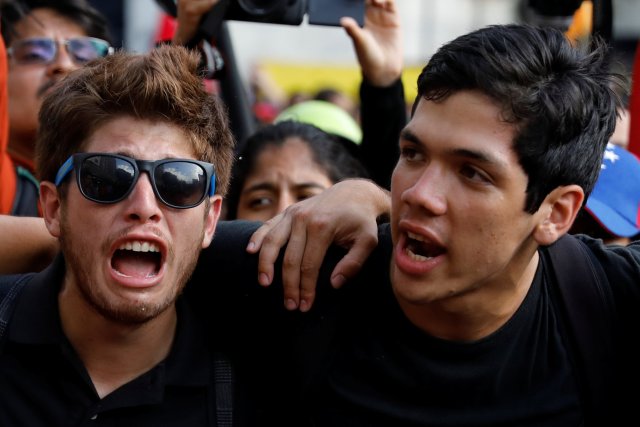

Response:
(396, 249), (540, 342)
(58, 285), (178, 399)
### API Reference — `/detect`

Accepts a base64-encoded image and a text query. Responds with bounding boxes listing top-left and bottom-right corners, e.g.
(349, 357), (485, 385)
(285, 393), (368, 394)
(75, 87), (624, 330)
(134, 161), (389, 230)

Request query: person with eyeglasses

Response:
(0, 0), (112, 216)
(0, 36), (388, 425)
(4, 18), (640, 427)
(0, 44), (244, 426)
(0, 28), (11, 215)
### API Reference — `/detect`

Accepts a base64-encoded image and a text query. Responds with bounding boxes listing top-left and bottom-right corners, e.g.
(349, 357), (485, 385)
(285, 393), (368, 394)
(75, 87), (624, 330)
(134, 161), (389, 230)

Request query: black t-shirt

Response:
(3, 221), (639, 426)
(191, 221), (640, 426)
(305, 255), (580, 426)
(1, 256), (223, 426)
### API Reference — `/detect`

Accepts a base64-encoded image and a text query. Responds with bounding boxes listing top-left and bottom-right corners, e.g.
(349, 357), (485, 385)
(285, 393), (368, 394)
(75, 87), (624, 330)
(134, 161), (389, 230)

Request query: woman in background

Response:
(225, 120), (369, 221)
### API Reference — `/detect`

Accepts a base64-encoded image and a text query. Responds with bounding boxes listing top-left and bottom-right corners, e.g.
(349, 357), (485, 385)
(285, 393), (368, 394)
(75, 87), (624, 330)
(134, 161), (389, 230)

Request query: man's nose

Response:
(122, 173), (163, 223)
(46, 42), (79, 76)
(401, 165), (448, 216)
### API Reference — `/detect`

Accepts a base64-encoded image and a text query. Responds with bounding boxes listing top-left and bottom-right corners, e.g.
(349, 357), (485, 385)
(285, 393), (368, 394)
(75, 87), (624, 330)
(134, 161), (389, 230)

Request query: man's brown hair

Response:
(36, 44), (235, 195)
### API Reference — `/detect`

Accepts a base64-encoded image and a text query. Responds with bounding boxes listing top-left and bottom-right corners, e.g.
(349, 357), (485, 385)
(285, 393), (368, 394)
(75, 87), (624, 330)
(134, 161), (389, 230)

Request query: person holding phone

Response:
(0, 45), (238, 426)
(173, 0), (406, 188)
(3, 22), (635, 425)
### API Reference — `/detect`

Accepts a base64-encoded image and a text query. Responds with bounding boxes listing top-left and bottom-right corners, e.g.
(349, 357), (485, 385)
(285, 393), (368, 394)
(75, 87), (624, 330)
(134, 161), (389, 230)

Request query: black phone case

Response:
(307, 0), (365, 27)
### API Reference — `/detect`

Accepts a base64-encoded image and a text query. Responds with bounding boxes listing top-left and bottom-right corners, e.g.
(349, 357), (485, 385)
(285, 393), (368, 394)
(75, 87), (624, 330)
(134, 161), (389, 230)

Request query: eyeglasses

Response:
(7, 37), (113, 66)
(55, 153), (216, 209)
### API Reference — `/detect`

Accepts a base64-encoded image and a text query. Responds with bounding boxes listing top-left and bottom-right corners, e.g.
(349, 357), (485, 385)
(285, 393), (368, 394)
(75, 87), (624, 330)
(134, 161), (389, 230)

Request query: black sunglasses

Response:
(7, 37), (113, 66)
(55, 153), (216, 209)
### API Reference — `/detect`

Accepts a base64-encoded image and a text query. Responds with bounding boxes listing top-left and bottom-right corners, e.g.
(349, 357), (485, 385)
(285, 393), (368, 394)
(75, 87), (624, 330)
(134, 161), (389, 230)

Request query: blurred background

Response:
(87, 0), (640, 107)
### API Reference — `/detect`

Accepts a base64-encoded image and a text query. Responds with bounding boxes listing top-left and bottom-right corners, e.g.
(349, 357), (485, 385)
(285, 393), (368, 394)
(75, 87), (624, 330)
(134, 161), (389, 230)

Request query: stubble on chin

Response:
(59, 216), (204, 326)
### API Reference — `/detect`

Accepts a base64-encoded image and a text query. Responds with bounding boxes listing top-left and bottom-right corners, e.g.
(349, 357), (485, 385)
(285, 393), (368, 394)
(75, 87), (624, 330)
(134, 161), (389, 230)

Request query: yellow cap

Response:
(275, 100), (362, 145)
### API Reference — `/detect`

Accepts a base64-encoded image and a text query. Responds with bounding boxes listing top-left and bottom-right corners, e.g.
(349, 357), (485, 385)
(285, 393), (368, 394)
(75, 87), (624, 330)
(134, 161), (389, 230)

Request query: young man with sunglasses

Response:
(0, 44), (241, 425)
(3, 22), (639, 427)
(0, 0), (112, 216)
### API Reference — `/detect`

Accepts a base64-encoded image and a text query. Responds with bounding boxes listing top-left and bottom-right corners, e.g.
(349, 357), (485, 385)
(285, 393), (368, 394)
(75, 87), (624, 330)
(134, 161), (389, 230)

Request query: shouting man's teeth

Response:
(407, 232), (425, 242)
(119, 241), (160, 253)
(406, 248), (430, 261)
(405, 232), (445, 261)
(112, 240), (161, 278)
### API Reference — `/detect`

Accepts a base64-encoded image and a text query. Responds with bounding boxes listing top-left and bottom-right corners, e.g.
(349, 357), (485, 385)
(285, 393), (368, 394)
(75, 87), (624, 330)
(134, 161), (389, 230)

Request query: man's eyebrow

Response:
(399, 128), (421, 145)
(399, 128), (508, 169)
(452, 148), (492, 163)
(450, 147), (508, 170)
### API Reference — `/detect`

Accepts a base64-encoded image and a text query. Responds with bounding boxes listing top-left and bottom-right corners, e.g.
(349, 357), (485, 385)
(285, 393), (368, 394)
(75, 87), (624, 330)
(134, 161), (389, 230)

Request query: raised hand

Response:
(341, 0), (403, 87)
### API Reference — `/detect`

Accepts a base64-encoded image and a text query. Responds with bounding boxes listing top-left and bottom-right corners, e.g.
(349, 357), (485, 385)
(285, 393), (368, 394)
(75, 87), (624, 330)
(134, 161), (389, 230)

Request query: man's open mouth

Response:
(111, 240), (162, 278)
(405, 232), (446, 261)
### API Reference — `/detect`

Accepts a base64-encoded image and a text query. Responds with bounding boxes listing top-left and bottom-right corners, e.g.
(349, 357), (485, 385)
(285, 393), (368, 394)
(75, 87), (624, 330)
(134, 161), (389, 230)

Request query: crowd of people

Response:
(0, 0), (405, 218)
(1, 0), (640, 426)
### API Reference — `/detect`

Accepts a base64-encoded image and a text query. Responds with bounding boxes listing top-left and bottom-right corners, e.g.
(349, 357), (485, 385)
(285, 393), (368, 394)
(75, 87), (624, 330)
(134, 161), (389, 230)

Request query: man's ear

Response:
(533, 184), (584, 246)
(202, 195), (223, 248)
(40, 182), (62, 238)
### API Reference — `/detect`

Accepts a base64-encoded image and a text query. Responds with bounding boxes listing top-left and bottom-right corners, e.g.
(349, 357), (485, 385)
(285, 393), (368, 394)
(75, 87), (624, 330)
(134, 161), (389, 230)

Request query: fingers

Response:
(252, 215), (292, 286)
(341, 15), (368, 57)
(180, 0), (219, 15)
(248, 205), (337, 312)
(280, 217), (309, 310)
(296, 221), (336, 312)
(330, 232), (378, 288)
(248, 180), (387, 313)
(340, 16), (361, 36)
(246, 218), (272, 253)
(173, 0), (219, 44)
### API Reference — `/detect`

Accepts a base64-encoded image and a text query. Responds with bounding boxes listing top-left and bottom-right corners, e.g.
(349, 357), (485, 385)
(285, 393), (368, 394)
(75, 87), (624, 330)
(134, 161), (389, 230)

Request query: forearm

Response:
(359, 78), (407, 189)
(349, 178), (392, 222)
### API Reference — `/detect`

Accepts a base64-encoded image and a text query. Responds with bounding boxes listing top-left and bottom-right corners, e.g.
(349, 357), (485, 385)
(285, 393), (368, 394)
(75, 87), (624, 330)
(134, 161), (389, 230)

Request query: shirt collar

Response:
(9, 253), (212, 387)
(10, 253), (66, 345)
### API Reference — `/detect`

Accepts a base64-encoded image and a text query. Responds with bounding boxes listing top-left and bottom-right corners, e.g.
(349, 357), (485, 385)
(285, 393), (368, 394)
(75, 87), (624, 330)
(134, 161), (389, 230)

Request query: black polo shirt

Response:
(0, 256), (219, 426)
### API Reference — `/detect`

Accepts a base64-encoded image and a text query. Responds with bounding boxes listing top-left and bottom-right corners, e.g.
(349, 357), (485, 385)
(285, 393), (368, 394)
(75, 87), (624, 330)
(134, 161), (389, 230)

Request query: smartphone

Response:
(307, 0), (365, 27)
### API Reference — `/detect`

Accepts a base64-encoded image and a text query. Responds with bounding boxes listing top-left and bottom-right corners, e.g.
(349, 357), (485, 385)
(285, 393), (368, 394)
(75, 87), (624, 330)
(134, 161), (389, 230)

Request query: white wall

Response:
(124, 0), (162, 53)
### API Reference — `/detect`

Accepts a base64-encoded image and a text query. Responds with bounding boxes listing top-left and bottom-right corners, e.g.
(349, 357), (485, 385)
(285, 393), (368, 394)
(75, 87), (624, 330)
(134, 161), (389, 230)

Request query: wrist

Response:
(363, 66), (403, 88)
(373, 186), (391, 223)
(349, 178), (391, 221)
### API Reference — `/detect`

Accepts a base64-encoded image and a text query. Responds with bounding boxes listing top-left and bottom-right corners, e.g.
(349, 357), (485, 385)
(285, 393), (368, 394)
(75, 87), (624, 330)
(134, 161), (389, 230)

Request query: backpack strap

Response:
(10, 166), (40, 217)
(541, 235), (617, 425)
(212, 351), (233, 427)
(0, 273), (34, 343)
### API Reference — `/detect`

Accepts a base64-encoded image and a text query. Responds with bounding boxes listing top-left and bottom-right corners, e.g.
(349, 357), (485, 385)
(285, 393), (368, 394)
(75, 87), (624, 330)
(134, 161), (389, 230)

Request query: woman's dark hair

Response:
(225, 120), (369, 219)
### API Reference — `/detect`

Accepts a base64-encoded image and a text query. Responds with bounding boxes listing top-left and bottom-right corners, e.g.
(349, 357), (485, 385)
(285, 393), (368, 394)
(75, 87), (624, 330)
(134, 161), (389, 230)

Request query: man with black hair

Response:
(171, 0), (406, 189)
(243, 23), (638, 425)
(1, 21), (637, 426)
